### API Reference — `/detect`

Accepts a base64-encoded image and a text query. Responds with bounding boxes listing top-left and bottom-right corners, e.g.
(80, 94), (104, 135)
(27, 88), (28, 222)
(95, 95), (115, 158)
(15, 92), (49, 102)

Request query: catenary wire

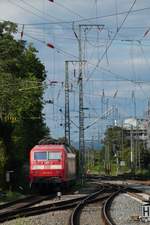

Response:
(3, 5), (150, 26)
(8, 0), (60, 23)
(18, 0), (64, 22)
(17, 30), (150, 87)
(86, 0), (138, 80)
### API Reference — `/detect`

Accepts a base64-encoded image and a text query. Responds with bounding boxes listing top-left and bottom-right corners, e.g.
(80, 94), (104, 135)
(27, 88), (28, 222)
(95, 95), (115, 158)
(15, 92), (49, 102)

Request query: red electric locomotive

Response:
(29, 138), (76, 189)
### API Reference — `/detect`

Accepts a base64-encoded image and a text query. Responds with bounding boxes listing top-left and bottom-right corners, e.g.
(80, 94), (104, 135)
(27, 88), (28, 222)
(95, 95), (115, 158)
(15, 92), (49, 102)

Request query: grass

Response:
(0, 190), (24, 203)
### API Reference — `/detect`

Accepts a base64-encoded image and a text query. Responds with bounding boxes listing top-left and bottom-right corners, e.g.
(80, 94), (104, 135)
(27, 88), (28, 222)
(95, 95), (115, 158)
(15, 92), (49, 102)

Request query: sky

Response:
(1, 0), (150, 143)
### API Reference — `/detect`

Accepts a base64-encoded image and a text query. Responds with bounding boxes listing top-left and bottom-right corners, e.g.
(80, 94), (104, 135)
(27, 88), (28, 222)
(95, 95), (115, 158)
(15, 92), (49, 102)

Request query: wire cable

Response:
(19, 0), (64, 22)
(55, 1), (84, 19)
(4, 5), (150, 26)
(87, 0), (138, 80)
(8, 0), (60, 23)
(17, 30), (150, 88)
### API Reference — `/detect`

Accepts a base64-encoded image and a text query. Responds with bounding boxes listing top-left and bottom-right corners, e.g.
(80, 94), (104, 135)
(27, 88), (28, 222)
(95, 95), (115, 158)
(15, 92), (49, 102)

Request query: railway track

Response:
(0, 195), (55, 212)
(0, 181), (146, 225)
(0, 193), (90, 223)
(70, 184), (122, 225)
(0, 183), (108, 223)
(102, 189), (121, 225)
(0, 194), (57, 223)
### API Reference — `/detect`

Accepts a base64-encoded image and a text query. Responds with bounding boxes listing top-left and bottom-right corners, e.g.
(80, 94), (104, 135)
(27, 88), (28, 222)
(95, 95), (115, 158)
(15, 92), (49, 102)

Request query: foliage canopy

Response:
(0, 21), (49, 189)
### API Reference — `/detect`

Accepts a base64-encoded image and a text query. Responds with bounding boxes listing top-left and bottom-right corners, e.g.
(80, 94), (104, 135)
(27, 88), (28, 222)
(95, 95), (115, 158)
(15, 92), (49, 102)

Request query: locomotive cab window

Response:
(48, 152), (61, 160)
(34, 152), (47, 160)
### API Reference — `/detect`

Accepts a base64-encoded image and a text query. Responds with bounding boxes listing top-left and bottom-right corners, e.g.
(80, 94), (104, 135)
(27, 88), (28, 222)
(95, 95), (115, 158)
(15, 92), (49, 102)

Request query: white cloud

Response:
(1, 0), (150, 138)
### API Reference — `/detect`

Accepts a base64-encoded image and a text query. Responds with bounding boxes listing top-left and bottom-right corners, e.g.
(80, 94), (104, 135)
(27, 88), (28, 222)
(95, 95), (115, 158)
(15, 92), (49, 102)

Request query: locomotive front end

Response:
(29, 144), (64, 188)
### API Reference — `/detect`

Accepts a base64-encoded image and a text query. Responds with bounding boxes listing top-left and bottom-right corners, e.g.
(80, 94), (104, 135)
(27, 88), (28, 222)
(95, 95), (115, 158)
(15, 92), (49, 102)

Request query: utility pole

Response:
(132, 90), (136, 119)
(65, 61), (70, 145)
(130, 125), (134, 171)
(105, 140), (110, 175)
(79, 24), (85, 183)
(92, 135), (94, 166)
(148, 98), (150, 117)
(78, 24), (104, 182)
(101, 89), (105, 117)
(147, 98), (150, 150)
(65, 60), (83, 145)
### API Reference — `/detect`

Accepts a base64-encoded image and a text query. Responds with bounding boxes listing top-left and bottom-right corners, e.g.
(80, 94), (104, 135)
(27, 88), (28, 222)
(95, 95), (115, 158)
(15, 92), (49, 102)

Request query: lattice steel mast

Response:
(78, 24), (104, 181)
(65, 61), (70, 145)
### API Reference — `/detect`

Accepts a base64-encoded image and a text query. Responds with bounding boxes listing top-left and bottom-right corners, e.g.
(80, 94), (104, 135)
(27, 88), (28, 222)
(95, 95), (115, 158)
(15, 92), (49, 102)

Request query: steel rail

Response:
(0, 194), (111, 223)
(0, 194), (89, 223)
(0, 195), (36, 210)
(0, 184), (107, 223)
(70, 187), (106, 225)
(0, 195), (55, 212)
(0, 184), (122, 224)
(102, 188), (123, 225)
(102, 186), (149, 224)
(70, 184), (123, 225)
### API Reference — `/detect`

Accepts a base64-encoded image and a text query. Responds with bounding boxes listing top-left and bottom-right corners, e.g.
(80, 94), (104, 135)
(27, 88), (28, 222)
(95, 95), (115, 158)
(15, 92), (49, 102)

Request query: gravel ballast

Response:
(110, 193), (148, 225)
(1, 209), (72, 225)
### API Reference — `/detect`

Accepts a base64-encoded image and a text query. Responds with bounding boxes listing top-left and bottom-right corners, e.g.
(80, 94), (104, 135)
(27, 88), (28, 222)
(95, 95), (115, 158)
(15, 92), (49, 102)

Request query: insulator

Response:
(47, 43), (54, 48)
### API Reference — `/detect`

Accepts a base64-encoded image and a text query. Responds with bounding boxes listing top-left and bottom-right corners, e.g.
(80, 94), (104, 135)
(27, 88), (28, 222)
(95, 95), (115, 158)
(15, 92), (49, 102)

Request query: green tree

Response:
(0, 21), (49, 189)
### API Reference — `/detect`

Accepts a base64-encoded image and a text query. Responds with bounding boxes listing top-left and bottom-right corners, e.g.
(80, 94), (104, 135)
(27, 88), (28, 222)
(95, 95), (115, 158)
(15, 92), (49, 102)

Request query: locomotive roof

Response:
(32, 144), (75, 153)
(38, 137), (67, 145)
(36, 137), (76, 153)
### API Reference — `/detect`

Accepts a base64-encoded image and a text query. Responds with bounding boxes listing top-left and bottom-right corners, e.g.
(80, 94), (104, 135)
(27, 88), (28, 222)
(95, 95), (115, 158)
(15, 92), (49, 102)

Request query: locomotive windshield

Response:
(48, 152), (61, 160)
(34, 151), (61, 160)
(34, 152), (47, 160)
